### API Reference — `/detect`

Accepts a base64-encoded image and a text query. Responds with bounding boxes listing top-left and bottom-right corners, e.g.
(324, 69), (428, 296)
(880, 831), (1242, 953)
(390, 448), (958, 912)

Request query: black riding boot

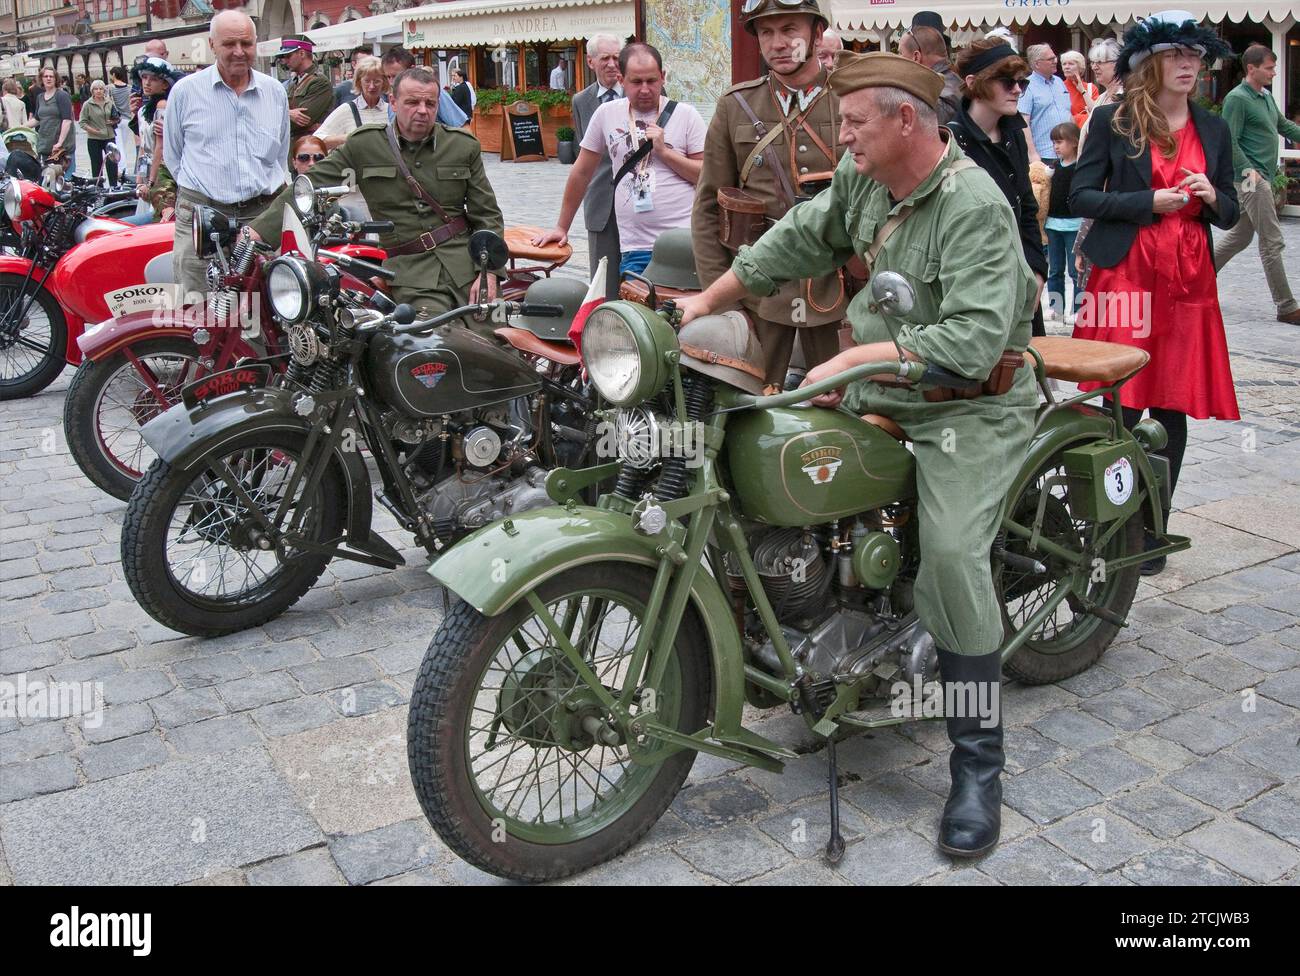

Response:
(936, 647), (1004, 858)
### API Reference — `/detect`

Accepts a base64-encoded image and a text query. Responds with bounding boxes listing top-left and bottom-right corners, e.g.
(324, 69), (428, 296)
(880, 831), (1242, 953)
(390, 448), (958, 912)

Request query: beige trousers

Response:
(1213, 178), (1297, 316)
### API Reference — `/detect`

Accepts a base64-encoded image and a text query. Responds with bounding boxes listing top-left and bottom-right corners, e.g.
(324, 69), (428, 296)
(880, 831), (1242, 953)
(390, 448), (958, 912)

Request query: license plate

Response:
(180, 364), (272, 410)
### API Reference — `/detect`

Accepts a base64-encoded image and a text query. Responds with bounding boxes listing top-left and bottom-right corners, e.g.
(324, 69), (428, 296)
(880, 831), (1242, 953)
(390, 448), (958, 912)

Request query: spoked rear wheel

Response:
(64, 339), (202, 499)
(408, 564), (711, 882)
(996, 449), (1144, 684)
(0, 274), (67, 399)
(122, 430), (345, 636)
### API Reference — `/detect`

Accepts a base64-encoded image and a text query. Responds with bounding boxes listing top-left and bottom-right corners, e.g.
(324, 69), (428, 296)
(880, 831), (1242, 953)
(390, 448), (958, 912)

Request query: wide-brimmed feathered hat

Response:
(130, 55), (184, 87)
(1117, 10), (1233, 78)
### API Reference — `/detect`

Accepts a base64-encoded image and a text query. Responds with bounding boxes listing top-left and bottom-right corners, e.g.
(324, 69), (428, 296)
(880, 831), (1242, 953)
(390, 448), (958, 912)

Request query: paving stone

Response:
(79, 732), (170, 781)
(172, 654), (251, 689)
(676, 824), (790, 883)
(1195, 692), (1294, 732)
(1180, 653), (1266, 692)
(756, 798), (874, 859)
(746, 860), (850, 885)
(834, 826), (948, 885)
(237, 639), (318, 673)
(0, 747), (321, 884)
(290, 656), (379, 694)
(1030, 708), (1119, 749)
(328, 818), (443, 885)
(24, 611), (96, 643)
(245, 847), (346, 886)
(165, 715), (262, 756)
(574, 850), (707, 886)
(1258, 669), (1300, 708)
(1258, 588), (1300, 617)
(1057, 665), (1125, 699)
(1185, 614), (1264, 646)
(1042, 812), (1156, 872)
(1000, 683), (1079, 726)
(1080, 687), (1177, 731)
(1002, 767), (1103, 825)
(978, 835), (1091, 885)
(0, 721), (72, 764)
(739, 753), (834, 807)
(0, 753), (79, 803)
(150, 687), (227, 729)
(1061, 746), (1158, 795)
(1108, 784), (1214, 840)
(1230, 721), (1300, 781)
(1002, 726), (1066, 775)
(1102, 644), (1168, 678)
(367, 638), (429, 676)
(260, 614), (336, 642)
(842, 769), (944, 826)
(67, 629), (137, 660)
(1222, 603), (1297, 634)
(671, 776), (771, 829)
(101, 668), (174, 705)
(185, 869), (248, 886)
(1222, 636), (1298, 672)
(328, 680), (404, 717)
(1121, 845), (1247, 886)
(1238, 785), (1300, 846)
(1165, 754), (1281, 810)
(1140, 670), (1222, 709)
(217, 672), (300, 712)
(250, 695), (338, 737)
(0, 640), (62, 673)
(1183, 819), (1300, 883)
(81, 703), (157, 745)
(1149, 711), (1248, 756)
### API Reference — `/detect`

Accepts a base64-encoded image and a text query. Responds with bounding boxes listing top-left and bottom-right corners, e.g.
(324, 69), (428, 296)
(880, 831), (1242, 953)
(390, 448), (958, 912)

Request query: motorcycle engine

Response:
(725, 528), (828, 623)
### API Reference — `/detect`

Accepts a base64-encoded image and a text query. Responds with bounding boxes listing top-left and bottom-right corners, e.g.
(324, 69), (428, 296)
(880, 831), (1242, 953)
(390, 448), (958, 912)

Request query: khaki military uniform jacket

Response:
(251, 122), (504, 312)
(693, 73), (846, 327)
(289, 70), (337, 140)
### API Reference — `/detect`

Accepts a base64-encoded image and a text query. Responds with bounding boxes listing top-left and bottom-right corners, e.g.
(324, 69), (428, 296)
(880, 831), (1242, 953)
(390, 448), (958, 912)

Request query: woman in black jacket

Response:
(1069, 12), (1239, 573)
(947, 37), (1048, 337)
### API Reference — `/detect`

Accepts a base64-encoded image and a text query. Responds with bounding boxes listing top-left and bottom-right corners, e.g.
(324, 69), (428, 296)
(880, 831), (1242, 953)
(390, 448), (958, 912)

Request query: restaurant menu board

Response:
(501, 101), (546, 162)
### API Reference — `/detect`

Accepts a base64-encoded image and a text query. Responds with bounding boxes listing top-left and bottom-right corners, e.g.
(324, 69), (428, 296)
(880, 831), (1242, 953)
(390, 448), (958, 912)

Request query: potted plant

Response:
(556, 126), (577, 164)
(1272, 167), (1298, 211)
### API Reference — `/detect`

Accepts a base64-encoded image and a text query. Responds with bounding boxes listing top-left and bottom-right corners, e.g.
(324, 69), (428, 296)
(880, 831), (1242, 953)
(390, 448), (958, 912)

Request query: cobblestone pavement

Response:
(1, 156), (1297, 886)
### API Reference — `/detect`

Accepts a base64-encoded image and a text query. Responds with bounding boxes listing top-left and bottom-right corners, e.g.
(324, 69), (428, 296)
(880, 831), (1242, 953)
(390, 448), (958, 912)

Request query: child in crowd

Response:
(1045, 121), (1082, 322)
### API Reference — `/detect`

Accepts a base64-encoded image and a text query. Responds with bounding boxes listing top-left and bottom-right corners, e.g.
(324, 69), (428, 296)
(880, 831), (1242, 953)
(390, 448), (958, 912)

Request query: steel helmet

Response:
(518, 276), (589, 342)
(741, 0), (830, 35)
(677, 310), (766, 395)
(641, 228), (701, 292)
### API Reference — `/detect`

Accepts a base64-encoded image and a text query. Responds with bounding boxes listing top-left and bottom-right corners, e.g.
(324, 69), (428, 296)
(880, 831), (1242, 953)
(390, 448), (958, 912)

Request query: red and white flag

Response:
(568, 256), (607, 358)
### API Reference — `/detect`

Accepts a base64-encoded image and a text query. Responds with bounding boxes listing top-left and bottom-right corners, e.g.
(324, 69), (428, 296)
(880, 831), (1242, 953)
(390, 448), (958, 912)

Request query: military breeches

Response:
(752, 317), (842, 388)
(855, 371), (1036, 656)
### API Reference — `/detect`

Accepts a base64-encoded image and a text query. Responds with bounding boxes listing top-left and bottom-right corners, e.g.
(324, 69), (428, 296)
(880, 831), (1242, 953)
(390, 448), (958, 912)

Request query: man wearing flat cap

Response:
(692, 0), (847, 390)
(679, 51), (1038, 862)
(276, 34), (336, 147)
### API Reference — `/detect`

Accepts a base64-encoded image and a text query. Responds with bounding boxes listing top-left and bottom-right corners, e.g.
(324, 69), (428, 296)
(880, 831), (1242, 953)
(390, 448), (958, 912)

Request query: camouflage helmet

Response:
(741, 0), (830, 35)
(519, 276), (589, 342)
(642, 228), (701, 292)
(677, 310), (766, 395)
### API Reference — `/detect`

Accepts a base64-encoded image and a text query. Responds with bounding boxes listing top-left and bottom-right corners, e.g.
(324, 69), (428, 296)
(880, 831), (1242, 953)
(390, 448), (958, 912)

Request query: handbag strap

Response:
(385, 122), (456, 226)
(612, 99), (677, 189)
(349, 100), (361, 129)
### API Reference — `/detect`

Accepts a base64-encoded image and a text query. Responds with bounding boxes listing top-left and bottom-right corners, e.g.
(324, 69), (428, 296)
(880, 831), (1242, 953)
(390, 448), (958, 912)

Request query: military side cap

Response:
(274, 34), (315, 58)
(829, 51), (944, 109)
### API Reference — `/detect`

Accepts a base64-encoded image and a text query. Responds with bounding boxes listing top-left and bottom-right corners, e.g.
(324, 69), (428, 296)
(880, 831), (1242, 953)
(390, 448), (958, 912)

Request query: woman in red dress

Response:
(1069, 11), (1239, 573)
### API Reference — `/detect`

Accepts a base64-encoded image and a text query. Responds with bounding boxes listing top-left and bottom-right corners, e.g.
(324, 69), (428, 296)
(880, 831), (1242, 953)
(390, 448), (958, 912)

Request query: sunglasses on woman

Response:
(996, 76), (1032, 93)
(296, 153), (325, 163)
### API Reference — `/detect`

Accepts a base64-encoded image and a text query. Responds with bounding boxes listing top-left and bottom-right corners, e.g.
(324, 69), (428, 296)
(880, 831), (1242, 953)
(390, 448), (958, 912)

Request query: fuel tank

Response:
(364, 325), (541, 418)
(47, 221), (173, 325)
(724, 406), (916, 526)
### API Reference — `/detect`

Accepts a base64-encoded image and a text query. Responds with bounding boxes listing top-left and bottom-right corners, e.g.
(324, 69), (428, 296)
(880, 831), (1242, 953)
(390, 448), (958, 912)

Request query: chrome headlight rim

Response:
(266, 255), (319, 325)
(291, 175), (317, 219)
(3, 180), (22, 221)
(581, 301), (677, 407)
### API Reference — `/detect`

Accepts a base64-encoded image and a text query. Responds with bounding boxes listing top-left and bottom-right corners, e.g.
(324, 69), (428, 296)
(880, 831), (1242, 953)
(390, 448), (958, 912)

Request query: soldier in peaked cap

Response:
(692, 0), (848, 391)
(679, 51), (1040, 863)
(275, 34), (336, 148)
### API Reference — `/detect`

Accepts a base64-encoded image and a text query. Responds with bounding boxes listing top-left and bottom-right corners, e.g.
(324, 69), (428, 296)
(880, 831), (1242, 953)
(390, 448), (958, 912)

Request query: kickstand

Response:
(824, 738), (846, 865)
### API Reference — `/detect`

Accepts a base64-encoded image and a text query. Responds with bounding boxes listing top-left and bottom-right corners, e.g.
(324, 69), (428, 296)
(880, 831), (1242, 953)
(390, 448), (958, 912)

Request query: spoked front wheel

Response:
(122, 430), (345, 636)
(408, 564), (711, 882)
(996, 448), (1144, 684)
(0, 273), (67, 399)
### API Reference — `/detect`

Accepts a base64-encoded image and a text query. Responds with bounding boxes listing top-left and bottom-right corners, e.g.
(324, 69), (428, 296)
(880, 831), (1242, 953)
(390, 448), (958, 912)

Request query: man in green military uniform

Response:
(275, 35), (337, 147)
(250, 67), (504, 316)
(679, 53), (1037, 859)
(693, 0), (847, 390)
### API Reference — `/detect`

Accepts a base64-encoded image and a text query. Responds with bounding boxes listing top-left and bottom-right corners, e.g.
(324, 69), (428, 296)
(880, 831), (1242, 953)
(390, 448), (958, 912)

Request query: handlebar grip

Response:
(361, 220), (394, 234)
(919, 365), (980, 390)
(392, 304), (416, 325)
(518, 303), (565, 318)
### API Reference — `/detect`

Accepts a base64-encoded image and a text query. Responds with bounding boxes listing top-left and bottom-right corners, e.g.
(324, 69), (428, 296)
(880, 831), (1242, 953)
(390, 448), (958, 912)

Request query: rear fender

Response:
(139, 385), (378, 545)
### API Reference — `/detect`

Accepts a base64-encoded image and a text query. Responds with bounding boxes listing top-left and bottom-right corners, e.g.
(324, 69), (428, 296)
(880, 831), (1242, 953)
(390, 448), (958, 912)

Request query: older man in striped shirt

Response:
(165, 9), (290, 304)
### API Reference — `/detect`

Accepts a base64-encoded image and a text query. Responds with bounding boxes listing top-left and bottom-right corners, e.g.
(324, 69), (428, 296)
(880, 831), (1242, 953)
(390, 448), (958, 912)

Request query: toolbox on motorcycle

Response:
(1062, 439), (1142, 523)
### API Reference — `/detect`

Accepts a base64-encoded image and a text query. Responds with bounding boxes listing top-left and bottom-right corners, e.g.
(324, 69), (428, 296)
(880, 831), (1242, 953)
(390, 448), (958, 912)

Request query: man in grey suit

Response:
(570, 34), (624, 298)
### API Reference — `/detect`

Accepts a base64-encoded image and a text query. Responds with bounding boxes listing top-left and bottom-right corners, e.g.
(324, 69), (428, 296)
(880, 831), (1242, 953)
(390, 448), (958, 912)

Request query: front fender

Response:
(430, 505), (746, 736)
(77, 308), (196, 360)
(1009, 403), (1165, 534)
(0, 256), (48, 281)
(139, 385), (378, 545)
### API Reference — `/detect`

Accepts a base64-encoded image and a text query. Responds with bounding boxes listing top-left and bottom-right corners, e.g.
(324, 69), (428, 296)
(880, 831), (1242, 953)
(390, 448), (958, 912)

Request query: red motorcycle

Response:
(1, 173), (150, 398)
(64, 182), (391, 500)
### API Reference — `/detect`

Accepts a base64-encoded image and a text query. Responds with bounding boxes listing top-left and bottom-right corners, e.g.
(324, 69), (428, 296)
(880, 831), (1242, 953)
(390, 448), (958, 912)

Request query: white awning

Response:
(404, 0), (636, 48)
(830, 1), (1300, 30)
(256, 14), (404, 58)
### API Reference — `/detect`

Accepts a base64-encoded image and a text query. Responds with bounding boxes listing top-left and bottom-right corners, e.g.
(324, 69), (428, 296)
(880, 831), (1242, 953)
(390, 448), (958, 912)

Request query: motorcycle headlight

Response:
(292, 175), (316, 218)
(267, 256), (328, 325)
(3, 180), (21, 221)
(581, 301), (678, 407)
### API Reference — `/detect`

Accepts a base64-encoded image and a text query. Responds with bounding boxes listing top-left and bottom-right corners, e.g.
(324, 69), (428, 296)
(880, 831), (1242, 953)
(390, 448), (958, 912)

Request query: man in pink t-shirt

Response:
(535, 43), (706, 279)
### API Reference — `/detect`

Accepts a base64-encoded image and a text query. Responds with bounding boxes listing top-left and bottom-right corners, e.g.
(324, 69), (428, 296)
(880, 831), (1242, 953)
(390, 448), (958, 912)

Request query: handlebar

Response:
(318, 248), (395, 281)
(727, 359), (931, 411)
(366, 299), (543, 336)
(518, 303), (565, 318)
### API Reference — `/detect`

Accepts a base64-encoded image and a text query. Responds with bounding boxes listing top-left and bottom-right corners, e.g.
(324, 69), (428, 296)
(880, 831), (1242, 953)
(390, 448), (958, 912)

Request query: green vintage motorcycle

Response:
(406, 272), (1189, 881)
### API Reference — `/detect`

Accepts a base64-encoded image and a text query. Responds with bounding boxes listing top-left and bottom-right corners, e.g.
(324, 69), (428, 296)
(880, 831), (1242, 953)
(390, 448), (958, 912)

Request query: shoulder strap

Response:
(862, 158), (979, 275)
(385, 122), (454, 224)
(611, 100), (678, 189)
(732, 89), (797, 206)
(349, 100), (361, 128)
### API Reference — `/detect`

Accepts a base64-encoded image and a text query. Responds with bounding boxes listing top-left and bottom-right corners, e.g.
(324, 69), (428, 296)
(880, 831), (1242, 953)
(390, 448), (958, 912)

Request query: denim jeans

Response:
(618, 249), (652, 279)
(1046, 228), (1079, 316)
